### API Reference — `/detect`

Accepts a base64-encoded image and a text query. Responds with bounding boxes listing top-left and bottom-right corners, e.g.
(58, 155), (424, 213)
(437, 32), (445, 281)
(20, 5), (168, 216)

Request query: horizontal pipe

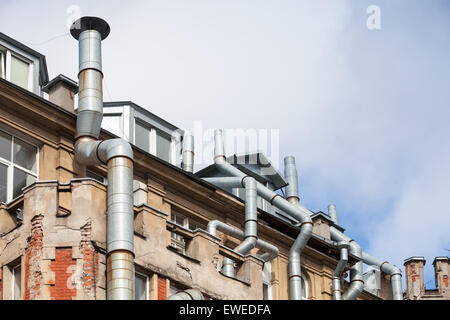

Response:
(362, 252), (403, 300)
(207, 220), (279, 262)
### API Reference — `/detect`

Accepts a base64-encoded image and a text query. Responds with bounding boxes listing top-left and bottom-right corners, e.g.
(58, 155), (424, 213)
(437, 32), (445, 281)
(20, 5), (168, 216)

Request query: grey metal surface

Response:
(72, 17), (135, 300)
(168, 289), (204, 300)
(330, 227), (364, 300)
(332, 241), (349, 300)
(362, 252), (403, 300)
(212, 129), (313, 300)
(328, 204), (338, 225)
(182, 134), (194, 173)
(284, 156), (300, 206)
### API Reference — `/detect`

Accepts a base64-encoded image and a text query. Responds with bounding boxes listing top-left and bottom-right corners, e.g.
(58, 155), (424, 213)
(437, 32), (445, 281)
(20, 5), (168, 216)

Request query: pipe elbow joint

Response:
(98, 138), (134, 163)
(206, 220), (219, 236)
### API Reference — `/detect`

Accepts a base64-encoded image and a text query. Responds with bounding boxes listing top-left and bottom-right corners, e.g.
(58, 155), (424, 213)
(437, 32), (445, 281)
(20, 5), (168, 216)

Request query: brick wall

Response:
(80, 220), (99, 298)
(24, 215), (44, 300)
(49, 248), (76, 300)
(158, 276), (167, 300)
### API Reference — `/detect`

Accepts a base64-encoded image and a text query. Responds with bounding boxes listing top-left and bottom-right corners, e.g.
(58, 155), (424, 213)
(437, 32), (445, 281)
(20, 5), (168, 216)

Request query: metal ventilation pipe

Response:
(362, 252), (403, 300)
(212, 129), (313, 300)
(182, 134), (194, 173)
(71, 17), (135, 300)
(206, 219), (279, 262)
(284, 156), (300, 206)
(330, 227), (364, 300)
(328, 204), (338, 225)
(168, 289), (204, 300)
(332, 241), (349, 300)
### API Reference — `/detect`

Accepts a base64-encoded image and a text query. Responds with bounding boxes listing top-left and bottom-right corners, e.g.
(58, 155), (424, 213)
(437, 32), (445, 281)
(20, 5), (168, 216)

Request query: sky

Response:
(1, 0), (449, 290)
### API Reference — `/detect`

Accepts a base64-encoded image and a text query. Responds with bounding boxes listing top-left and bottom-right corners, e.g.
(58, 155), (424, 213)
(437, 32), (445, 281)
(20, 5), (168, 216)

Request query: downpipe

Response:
(332, 241), (349, 300)
(71, 17), (135, 300)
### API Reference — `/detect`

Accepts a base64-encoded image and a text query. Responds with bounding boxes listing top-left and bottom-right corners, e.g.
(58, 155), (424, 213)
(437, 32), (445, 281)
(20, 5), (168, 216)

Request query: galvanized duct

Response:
(284, 156), (300, 206)
(328, 204), (338, 225)
(362, 252), (403, 300)
(182, 134), (194, 173)
(71, 17), (135, 300)
(211, 129), (313, 300)
(330, 227), (364, 300)
(206, 219), (279, 262)
(332, 241), (349, 300)
(168, 289), (204, 300)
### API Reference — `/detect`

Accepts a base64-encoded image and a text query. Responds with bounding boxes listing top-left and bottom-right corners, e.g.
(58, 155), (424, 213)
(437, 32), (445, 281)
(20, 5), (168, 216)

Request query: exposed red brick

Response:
(158, 276), (167, 300)
(50, 248), (76, 300)
(443, 275), (448, 287)
(24, 215), (44, 300)
(80, 220), (99, 298)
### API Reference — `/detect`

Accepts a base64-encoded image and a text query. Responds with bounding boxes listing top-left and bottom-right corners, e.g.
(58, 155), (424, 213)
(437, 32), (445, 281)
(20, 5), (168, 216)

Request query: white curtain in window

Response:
(10, 56), (29, 89)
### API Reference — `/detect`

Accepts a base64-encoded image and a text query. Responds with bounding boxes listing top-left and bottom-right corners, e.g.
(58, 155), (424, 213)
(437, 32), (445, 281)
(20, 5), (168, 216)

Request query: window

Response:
(135, 272), (149, 300)
(0, 51), (5, 79)
(10, 55), (30, 90)
(0, 130), (38, 203)
(170, 211), (205, 253)
(262, 262), (272, 300)
(86, 169), (106, 184)
(135, 121), (150, 153)
(134, 119), (174, 164)
(102, 114), (123, 138)
(12, 264), (22, 300)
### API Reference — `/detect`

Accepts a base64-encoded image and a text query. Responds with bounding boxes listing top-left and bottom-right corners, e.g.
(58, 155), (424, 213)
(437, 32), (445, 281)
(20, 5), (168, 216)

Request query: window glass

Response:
(0, 163), (7, 202)
(135, 273), (147, 300)
(135, 122), (150, 153)
(0, 51), (4, 78)
(102, 114), (122, 138)
(0, 130), (12, 161)
(13, 265), (21, 300)
(13, 168), (36, 199)
(10, 55), (29, 89)
(156, 131), (171, 162)
(13, 137), (37, 172)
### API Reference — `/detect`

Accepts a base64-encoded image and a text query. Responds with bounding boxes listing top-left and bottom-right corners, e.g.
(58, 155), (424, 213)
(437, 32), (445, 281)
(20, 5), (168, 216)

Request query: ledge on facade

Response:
(166, 245), (201, 264)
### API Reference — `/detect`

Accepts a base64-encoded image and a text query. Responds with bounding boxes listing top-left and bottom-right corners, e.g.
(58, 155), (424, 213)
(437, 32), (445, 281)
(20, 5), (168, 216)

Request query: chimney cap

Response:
(433, 256), (449, 266)
(403, 256), (426, 266)
(42, 74), (79, 94)
(70, 16), (110, 40)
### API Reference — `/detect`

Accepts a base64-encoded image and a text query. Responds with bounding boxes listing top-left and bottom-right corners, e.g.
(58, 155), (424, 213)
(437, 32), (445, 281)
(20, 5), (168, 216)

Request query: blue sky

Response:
(1, 0), (449, 290)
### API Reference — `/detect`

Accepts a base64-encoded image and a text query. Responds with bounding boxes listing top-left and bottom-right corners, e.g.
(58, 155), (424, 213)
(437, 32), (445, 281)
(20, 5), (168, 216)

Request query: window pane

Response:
(156, 131), (171, 162)
(13, 265), (21, 300)
(0, 130), (12, 161)
(102, 114), (122, 138)
(13, 137), (37, 172)
(10, 56), (30, 89)
(0, 163), (7, 202)
(135, 273), (146, 300)
(135, 122), (150, 153)
(13, 168), (36, 199)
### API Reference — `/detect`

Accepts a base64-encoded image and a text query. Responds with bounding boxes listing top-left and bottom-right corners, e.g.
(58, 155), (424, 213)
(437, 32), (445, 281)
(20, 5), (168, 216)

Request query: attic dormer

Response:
(0, 32), (49, 95)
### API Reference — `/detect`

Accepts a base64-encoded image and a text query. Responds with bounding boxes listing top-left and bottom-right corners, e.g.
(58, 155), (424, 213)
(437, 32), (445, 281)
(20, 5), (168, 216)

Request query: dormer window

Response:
(134, 119), (175, 164)
(0, 47), (33, 91)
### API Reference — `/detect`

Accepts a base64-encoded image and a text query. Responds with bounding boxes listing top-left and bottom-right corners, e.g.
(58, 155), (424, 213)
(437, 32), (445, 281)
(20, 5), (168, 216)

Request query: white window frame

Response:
(3, 49), (33, 91)
(135, 271), (149, 300)
(0, 129), (39, 203)
(0, 50), (5, 79)
(11, 263), (22, 300)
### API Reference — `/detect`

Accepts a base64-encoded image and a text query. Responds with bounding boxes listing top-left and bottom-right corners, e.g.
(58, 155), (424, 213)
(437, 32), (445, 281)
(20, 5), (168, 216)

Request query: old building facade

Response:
(0, 23), (402, 300)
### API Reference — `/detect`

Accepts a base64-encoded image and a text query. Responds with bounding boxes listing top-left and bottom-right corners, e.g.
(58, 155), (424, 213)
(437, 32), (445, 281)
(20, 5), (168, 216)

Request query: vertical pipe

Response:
(284, 156), (300, 206)
(328, 204), (338, 225)
(182, 134), (194, 173)
(332, 241), (349, 300)
(71, 17), (135, 300)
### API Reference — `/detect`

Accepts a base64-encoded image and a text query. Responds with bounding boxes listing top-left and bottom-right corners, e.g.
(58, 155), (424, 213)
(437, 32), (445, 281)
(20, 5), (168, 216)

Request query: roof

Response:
(42, 74), (79, 94)
(196, 151), (288, 190)
(0, 32), (49, 86)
